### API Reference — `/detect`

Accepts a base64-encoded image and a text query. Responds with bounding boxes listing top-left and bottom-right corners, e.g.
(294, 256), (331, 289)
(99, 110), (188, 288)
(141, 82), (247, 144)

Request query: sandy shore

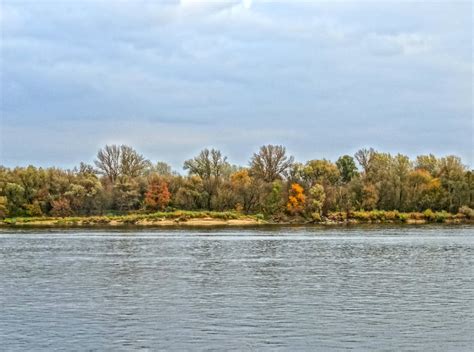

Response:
(0, 217), (264, 227)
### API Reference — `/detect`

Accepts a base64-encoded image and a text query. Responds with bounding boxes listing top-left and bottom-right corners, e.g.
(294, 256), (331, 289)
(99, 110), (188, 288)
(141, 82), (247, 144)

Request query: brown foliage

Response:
(145, 178), (171, 211)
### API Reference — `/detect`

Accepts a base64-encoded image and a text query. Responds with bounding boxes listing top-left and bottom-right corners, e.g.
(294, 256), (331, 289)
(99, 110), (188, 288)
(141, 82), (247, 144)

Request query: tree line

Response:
(1, 145), (473, 220)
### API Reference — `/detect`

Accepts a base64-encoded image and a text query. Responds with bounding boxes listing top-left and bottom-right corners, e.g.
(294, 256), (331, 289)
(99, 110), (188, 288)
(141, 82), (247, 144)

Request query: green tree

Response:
(183, 148), (230, 210)
(113, 176), (142, 211)
(336, 155), (358, 183)
(0, 196), (9, 218)
(4, 183), (26, 216)
(308, 184), (326, 220)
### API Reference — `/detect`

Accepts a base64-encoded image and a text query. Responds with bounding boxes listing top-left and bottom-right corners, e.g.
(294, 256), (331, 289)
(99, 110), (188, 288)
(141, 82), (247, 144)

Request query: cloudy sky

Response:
(1, 0), (472, 169)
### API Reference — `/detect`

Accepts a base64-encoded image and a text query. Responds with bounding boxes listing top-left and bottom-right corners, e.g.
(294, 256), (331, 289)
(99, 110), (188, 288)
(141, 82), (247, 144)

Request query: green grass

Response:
(1, 209), (470, 226)
(328, 210), (466, 223)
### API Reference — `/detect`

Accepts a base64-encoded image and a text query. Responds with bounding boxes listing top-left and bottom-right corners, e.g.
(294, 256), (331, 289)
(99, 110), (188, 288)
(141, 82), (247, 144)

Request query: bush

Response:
(398, 213), (408, 222)
(409, 212), (424, 220)
(311, 212), (322, 222)
(423, 209), (435, 221)
(385, 211), (399, 221)
(50, 198), (72, 217)
(434, 211), (449, 223)
(459, 206), (474, 219)
(352, 211), (370, 221)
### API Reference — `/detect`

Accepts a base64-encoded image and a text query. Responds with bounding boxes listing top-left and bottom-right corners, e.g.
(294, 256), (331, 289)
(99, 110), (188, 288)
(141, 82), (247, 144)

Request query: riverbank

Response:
(1, 210), (472, 227)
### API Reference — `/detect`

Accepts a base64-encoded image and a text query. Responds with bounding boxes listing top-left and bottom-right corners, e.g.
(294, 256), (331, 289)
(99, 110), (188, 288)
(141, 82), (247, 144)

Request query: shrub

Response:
(398, 213), (408, 222)
(434, 211), (449, 223)
(352, 211), (370, 221)
(459, 206), (474, 219)
(311, 212), (322, 222)
(385, 211), (399, 221)
(50, 198), (73, 217)
(409, 212), (425, 220)
(423, 209), (435, 221)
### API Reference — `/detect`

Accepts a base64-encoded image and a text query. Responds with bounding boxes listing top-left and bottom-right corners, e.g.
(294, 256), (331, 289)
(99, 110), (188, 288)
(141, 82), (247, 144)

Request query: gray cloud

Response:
(1, 0), (472, 168)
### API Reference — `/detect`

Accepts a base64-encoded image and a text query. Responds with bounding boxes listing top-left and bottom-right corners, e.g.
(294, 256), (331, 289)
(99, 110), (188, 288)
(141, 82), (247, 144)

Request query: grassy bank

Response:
(1, 211), (265, 227)
(1, 209), (472, 227)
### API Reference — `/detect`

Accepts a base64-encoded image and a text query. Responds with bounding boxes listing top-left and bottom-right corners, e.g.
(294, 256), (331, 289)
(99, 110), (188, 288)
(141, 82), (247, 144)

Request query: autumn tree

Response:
(287, 183), (305, 215)
(144, 177), (171, 211)
(303, 159), (340, 186)
(230, 169), (262, 213)
(415, 154), (438, 176)
(50, 198), (73, 217)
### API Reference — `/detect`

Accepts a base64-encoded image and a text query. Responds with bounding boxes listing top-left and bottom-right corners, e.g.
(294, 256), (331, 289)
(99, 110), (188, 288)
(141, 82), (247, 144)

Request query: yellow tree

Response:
(287, 183), (305, 214)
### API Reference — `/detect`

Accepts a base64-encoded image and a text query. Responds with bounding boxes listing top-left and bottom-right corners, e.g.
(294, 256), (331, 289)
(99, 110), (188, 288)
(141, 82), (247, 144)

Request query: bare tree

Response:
(95, 145), (150, 182)
(95, 145), (121, 183)
(250, 145), (294, 182)
(120, 145), (151, 178)
(354, 148), (376, 175)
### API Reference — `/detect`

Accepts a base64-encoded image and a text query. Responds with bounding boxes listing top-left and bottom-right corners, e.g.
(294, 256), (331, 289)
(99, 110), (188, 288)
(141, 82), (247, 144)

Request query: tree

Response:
(50, 198), (73, 217)
(95, 145), (150, 182)
(183, 148), (230, 210)
(144, 177), (171, 211)
(1, 144), (472, 218)
(303, 159), (340, 186)
(113, 176), (141, 211)
(65, 173), (104, 215)
(149, 162), (175, 177)
(4, 183), (26, 216)
(250, 145), (294, 182)
(308, 184), (325, 221)
(361, 184), (378, 210)
(173, 176), (206, 210)
(230, 169), (262, 213)
(336, 155), (358, 183)
(388, 154), (412, 210)
(415, 154), (438, 176)
(95, 145), (121, 183)
(438, 156), (468, 212)
(287, 183), (305, 215)
(263, 181), (284, 216)
(354, 148), (376, 175)
(0, 196), (8, 218)
(120, 145), (151, 178)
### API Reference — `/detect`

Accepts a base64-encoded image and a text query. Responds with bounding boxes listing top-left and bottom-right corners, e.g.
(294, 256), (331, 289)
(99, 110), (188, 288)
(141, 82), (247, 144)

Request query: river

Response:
(1, 225), (472, 351)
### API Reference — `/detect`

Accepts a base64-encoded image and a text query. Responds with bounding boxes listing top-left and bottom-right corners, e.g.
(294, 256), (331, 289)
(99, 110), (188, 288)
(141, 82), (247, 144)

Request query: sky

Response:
(0, 0), (472, 170)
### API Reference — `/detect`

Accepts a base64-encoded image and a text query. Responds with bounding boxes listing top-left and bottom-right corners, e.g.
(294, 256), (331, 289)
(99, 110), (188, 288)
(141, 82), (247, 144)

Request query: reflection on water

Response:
(0, 226), (473, 351)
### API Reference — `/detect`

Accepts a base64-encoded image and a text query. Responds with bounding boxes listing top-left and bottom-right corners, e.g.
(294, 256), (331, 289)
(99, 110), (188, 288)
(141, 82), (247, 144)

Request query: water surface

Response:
(1, 225), (473, 351)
